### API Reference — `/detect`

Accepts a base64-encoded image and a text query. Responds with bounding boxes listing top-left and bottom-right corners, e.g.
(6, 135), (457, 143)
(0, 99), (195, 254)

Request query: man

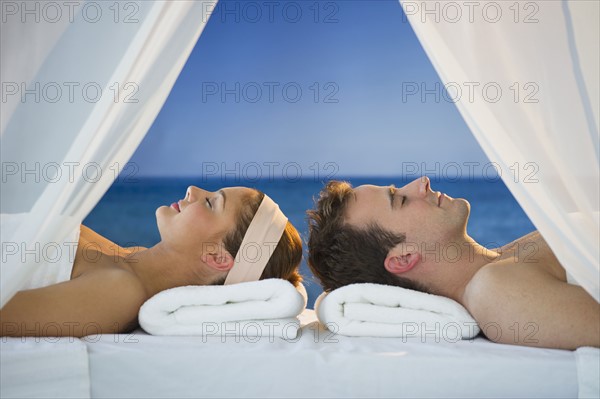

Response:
(307, 176), (599, 350)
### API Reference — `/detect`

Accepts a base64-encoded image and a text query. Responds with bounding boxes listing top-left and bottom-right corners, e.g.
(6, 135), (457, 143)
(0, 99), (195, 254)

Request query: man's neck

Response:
(422, 235), (499, 305)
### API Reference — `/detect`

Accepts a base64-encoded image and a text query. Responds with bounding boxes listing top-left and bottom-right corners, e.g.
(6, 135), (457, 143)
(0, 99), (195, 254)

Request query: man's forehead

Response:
(353, 184), (387, 201)
(354, 184), (381, 196)
(345, 185), (386, 224)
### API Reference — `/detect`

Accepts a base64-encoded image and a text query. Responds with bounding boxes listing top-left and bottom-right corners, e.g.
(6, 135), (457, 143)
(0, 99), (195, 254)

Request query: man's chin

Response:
(453, 198), (471, 226)
(461, 198), (471, 213)
(459, 198), (471, 212)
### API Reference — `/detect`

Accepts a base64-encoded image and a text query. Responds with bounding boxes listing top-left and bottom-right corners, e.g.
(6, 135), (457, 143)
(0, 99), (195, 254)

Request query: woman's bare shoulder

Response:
(73, 225), (147, 278)
(1, 268), (148, 337)
(79, 267), (150, 310)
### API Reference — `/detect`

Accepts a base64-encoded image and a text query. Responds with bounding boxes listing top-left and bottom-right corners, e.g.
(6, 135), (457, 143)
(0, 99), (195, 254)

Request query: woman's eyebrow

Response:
(219, 190), (226, 210)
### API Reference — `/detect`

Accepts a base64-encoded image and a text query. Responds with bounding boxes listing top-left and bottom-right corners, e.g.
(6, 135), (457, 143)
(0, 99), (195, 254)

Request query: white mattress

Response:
(85, 310), (577, 398)
(0, 310), (582, 398)
(0, 337), (90, 398)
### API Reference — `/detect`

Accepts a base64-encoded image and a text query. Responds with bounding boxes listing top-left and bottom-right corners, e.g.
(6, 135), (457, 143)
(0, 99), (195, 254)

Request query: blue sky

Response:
(130, 0), (490, 178)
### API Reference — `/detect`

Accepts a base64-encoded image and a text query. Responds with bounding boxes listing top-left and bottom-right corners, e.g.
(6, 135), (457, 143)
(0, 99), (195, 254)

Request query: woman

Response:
(0, 186), (303, 337)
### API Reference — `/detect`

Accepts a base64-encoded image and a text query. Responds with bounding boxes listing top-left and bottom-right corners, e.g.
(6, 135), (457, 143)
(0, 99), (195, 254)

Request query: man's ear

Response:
(201, 249), (234, 272)
(384, 250), (421, 275)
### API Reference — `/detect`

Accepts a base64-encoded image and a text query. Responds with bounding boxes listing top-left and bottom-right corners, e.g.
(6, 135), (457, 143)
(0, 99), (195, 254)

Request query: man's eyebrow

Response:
(388, 185), (396, 209)
(219, 190), (226, 210)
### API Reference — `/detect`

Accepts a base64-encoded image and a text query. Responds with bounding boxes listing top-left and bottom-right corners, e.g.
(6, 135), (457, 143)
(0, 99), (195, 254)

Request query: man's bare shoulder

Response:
(462, 263), (535, 326)
(463, 264), (600, 350)
(465, 261), (548, 297)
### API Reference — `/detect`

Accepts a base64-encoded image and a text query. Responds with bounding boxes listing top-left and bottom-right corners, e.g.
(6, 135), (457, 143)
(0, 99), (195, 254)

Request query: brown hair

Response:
(222, 190), (303, 287)
(307, 180), (428, 293)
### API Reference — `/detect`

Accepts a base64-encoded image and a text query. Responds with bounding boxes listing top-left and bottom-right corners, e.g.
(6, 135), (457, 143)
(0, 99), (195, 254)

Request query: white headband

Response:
(224, 194), (288, 285)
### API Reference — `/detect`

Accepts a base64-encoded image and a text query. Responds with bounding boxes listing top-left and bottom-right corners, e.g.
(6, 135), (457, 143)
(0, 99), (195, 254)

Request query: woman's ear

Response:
(384, 249), (421, 275)
(201, 248), (234, 272)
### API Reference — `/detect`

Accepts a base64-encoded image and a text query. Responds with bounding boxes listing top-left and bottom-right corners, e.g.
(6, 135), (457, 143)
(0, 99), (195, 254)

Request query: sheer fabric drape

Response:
(400, 0), (599, 302)
(1, 1), (218, 307)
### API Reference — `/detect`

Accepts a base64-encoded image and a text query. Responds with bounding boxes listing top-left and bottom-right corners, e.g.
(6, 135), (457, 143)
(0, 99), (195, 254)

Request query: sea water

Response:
(84, 177), (536, 308)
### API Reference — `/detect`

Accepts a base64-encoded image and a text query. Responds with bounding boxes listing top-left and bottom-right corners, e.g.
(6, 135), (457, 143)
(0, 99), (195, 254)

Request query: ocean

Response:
(84, 177), (536, 308)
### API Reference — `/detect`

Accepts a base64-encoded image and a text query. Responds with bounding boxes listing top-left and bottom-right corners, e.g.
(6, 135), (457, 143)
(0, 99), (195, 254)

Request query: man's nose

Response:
(404, 176), (430, 198)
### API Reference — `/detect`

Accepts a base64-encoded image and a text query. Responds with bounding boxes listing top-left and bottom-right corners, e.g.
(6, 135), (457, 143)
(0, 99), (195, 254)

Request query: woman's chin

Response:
(155, 205), (173, 222)
(155, 207), (172, 240)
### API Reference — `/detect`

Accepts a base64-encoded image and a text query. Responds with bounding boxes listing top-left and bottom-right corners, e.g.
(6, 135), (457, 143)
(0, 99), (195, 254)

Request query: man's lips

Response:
(171, 202), (180, 212)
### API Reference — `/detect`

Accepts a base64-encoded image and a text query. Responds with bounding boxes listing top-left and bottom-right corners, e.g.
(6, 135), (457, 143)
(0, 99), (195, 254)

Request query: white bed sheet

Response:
(0, 337), (91, 398)
(84, 310), (578, 398)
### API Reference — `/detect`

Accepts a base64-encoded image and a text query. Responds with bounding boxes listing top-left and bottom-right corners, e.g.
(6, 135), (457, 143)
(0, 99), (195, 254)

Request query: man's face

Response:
(344, 176), (470, 247)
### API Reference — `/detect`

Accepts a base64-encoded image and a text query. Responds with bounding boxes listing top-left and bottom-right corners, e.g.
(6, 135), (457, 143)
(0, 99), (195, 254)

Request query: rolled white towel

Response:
(139, 279), (306, 338)
(315, 283), (480, 339)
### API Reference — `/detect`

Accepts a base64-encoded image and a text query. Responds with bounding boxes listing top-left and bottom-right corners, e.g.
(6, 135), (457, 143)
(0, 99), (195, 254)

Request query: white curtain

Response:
(400, 0), (599, 302)
(1, 1), (218, 307)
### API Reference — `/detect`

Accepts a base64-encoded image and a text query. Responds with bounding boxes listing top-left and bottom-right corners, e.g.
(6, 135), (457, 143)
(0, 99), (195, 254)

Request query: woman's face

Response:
(156, 186), (257, 256)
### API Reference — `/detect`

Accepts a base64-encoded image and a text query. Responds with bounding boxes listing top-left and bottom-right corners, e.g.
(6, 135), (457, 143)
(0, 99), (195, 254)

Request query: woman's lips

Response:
(171, 202), (180, 212)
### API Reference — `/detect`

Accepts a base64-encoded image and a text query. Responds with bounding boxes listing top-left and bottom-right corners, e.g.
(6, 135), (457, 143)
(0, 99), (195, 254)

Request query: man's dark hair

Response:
(307, 180), (428, 293)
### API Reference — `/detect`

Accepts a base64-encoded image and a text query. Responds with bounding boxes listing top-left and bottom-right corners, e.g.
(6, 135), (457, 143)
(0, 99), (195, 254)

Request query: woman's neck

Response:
(123, 243), (212, 299)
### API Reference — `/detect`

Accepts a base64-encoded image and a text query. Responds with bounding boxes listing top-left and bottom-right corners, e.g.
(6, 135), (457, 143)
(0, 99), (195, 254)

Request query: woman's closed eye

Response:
(205, 197), (213, 209)
(401, 196), (407, 206)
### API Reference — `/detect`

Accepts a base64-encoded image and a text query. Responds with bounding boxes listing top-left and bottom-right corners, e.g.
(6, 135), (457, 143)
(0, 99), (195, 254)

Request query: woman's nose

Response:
(186, 186), (212, 202)
(186, 186), (200, 202)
